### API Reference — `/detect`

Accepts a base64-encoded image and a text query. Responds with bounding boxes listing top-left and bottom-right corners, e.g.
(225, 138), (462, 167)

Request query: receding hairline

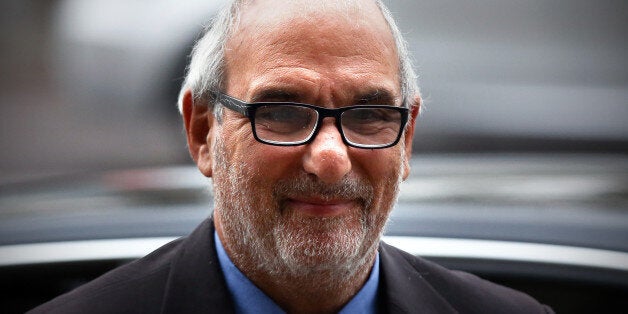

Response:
(177, 0), (418, 112)
(225, 0), (401, 93)
(234, 0), (393, 37)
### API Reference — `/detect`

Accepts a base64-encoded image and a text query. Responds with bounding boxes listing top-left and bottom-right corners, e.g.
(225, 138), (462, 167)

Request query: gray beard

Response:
(211, 136), (402, 282)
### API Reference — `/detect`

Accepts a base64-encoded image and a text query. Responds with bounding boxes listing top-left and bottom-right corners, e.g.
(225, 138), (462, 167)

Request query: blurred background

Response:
(1, 0), (627, 180)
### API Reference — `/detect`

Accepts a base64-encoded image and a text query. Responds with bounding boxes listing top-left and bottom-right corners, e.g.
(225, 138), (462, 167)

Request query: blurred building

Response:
(1, 0), (627, 180)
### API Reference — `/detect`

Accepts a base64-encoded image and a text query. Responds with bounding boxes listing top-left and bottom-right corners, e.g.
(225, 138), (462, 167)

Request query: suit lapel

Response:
(157, 220), (458, 313)
(379, 242), (457, 313)
(160, 218), (235, 314)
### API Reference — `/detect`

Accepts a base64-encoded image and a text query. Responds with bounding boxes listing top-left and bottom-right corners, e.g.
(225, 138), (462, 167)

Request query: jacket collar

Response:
(158, 217), (456, 313)
(160, 217), (236, 314)
(379, 242), (457, 313)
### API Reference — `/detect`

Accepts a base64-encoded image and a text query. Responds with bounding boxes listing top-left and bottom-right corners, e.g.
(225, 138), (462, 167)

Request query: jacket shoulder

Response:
(379, 242), (554, 313)
(27, 237), (184, 314)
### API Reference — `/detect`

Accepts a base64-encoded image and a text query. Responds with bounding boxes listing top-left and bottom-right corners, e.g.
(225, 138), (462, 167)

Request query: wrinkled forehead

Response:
(222, 0), (400, 100)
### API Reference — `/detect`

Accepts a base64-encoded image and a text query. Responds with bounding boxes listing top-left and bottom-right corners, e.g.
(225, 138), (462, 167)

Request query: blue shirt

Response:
(214, 231), (380, 314)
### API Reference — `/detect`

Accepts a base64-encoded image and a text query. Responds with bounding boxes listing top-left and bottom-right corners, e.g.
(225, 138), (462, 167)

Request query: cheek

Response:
(221, 113), (301, 173)
(355, 149), (403, 181)
(354, 149), (404, 204)
(229, 138), (304, 185)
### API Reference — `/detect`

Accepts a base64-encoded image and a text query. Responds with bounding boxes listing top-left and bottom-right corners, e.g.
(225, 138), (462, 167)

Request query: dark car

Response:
(2, 154), (628, 313)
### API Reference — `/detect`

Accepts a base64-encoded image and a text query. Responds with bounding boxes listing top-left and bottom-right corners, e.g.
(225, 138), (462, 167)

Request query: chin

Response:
(272, 217), (379, 275)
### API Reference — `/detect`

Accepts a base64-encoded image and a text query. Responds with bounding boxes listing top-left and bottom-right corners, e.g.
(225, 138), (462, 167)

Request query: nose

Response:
(302, 118), (352, 184)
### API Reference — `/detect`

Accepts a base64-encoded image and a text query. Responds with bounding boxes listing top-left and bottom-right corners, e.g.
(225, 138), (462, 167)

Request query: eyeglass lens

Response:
(254, 105), (317, 143)
(341, 108), (402, 146)
(253, 105), (402, 146)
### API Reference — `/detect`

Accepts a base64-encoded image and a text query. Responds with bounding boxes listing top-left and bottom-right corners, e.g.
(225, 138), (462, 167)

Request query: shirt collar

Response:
(214, 231), (380, 314)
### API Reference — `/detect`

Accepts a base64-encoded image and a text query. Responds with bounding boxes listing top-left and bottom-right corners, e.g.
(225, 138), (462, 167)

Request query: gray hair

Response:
(177, 0), (419, 112)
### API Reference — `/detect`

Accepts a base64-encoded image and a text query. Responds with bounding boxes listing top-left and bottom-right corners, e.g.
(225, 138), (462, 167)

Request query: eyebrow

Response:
(250, 89), (301, 103)
(354, 89), (397, 106)
(250, 87), (399, 106)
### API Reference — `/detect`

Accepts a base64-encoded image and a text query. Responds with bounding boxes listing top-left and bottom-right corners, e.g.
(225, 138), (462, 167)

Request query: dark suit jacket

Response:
(29, 218), (553, 313)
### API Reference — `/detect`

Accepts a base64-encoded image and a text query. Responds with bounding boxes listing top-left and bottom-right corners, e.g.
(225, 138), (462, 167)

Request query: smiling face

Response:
(203, 0), (418, 279)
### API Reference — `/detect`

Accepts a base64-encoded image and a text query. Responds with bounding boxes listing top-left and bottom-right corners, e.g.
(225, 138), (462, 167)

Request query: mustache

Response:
(273, 173), (374, 205)
(273, 173), (373, 203)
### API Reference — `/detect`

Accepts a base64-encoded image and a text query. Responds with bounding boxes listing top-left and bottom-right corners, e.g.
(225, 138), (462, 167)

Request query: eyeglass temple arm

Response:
(213, 92), (249, 116)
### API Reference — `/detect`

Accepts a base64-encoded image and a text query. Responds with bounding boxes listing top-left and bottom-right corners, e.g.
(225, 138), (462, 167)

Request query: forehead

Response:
(224, 0), (400, 99)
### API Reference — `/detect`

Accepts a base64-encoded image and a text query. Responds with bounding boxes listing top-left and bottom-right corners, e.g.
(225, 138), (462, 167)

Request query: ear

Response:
(402, 95), (420, 181)
(182, 89), (214, 177)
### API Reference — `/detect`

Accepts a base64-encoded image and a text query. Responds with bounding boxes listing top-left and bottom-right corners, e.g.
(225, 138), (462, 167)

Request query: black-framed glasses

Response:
(214, 92), (409, 149)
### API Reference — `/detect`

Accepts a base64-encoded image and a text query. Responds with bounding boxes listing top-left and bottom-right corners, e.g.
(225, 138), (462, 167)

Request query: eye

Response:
(256, 106), (311, 123)
(254, 105), (316, 134)
(343, 108), (400, 124)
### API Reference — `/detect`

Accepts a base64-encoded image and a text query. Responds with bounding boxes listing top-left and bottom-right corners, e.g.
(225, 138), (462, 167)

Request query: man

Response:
(30, 0), (553, 313)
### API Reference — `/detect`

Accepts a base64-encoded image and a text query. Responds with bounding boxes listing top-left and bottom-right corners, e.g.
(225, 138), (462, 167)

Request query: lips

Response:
(285, 197), (357, 217)
(273, 173), (373, 218)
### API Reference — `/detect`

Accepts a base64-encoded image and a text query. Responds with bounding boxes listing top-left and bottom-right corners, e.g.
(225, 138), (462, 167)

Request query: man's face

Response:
(209, 1), (416, 277)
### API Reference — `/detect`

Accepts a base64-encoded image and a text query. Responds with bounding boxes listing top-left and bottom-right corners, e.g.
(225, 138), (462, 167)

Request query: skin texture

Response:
(182, 0), (420, 312)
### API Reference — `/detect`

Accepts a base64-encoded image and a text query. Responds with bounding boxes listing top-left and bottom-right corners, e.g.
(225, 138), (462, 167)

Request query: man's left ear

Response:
(402, 95), (420, 181)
